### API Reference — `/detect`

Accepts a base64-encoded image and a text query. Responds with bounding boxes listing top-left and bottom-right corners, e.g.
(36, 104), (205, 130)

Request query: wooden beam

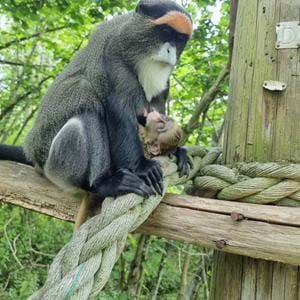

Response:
(1, 161), (300, 265)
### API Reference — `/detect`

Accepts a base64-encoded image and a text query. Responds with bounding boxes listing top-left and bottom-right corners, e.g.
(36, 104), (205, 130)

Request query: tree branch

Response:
(181, 64), (230, 144)
(0, 59), (54, 68)
(0, 76), (53, 121)
(181, 0), (239, 143)
(12, 107), (38, 144)
(0, 26), (67, 51)
(177, 244), (193, 300)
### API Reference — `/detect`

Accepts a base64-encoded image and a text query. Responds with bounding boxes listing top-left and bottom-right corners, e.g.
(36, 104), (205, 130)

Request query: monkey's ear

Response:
(148, 141), (161, 156)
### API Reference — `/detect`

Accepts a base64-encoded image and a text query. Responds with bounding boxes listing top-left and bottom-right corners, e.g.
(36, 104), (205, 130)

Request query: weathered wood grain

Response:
(0, 161), (81, 222)
(1, 161), (300, 265)
(224, 0), (300, 164)
(139, 203), (300, 265)
(213, 0), (300, 298)
(163, 194), (300, 227)
(210, 253), (243, 300)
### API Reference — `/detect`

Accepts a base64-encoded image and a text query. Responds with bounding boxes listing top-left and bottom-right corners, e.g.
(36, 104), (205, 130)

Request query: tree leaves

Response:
(0, 1), (229, 298)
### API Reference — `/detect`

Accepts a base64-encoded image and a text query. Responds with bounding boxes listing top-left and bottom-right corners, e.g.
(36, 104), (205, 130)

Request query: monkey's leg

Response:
(44, 114), (153, 199)
(44, 117), (92, 192)
(74, 193), (90, 231)
(74, 192), (105, 231)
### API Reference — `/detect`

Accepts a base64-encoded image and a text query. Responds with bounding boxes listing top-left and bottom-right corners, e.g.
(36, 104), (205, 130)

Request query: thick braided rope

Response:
(29, 148), (220, 300)
(193, 161), (300, 206)
(29, 147), (300, 299)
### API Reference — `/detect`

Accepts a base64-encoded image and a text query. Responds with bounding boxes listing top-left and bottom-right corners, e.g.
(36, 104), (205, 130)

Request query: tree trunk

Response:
(127, 235), (150, 297)
(177, 244), (193, 300)
(151, 245), (169, 300)
(211, 0), (300, 298)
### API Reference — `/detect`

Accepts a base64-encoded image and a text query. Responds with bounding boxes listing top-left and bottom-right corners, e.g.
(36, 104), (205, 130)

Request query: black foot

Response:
(174, 147), (193, 177)
(94, 169), (154, 198)
(136, 158), (164, 195)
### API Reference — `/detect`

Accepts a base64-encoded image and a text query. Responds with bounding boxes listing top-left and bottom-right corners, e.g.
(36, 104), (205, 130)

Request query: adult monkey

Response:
(75, 111), (185, 230)
(0, 0), (193, 199)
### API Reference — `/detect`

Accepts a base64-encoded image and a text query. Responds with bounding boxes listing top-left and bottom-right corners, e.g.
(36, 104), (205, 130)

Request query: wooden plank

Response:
(272, 263), (286, 300)
(216, 0), (300, 297)
(274, 0), (300, 162)
(163, 194), (300, 227)
(3, 161), (300, 229)
(0, 161), (81, 222)
(246, 0), (280, 162)
(241, 257), (257, 300)
(223, 0), (260, 163)
(256, 260), (273, 300)
(139, 203), (300, 265)
(2, 161), (300, 265)
(298, 269), (300, 300)
(224, 0), (300, 165)
(213, 258), (299, 300)
(210, 252), (243, 300)
(284, 265), (299, 300)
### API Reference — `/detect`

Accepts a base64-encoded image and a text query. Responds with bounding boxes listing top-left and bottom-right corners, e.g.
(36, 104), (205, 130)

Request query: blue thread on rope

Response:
(64, 265), (85, 300)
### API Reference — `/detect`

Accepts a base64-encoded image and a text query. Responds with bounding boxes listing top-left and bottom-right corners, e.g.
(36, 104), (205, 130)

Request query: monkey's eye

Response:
(162, 27), (172, 35)
(157, 25), (175, 42)
(157, 122), (167, 132)
(177, 33), (188, 42)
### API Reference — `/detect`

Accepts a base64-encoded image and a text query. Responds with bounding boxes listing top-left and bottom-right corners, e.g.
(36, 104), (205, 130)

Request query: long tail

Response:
(0, 144), (33, 166)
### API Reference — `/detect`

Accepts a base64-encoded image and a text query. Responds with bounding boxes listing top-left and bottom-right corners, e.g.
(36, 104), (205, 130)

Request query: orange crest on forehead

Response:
(152, 11), (193, 38)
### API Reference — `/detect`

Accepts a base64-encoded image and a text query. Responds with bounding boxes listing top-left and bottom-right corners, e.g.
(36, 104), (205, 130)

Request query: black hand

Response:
(174, 147), (193, 177)
(137, 115), (147, 126)
(136, 158), (164, 195)
(94, 169), (154, 198)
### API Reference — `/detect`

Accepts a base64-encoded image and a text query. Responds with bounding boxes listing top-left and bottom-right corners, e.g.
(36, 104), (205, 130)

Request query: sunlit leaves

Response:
(0, 1), (229, 298)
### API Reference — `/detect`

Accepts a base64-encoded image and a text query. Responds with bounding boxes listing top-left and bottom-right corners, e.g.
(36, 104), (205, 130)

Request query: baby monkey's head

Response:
(140, 111), (183, 158)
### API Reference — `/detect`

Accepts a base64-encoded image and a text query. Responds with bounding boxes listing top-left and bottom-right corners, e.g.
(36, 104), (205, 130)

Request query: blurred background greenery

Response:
(0, 0), (229, 299)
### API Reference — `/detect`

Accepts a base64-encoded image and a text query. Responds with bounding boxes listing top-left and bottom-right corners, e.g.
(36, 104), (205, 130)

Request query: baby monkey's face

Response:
(142, 112), (183, 157)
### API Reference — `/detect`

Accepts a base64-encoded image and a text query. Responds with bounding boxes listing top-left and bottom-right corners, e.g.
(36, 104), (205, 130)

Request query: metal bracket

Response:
(276, 21), (300, 49)
(263, 80), (287, 92)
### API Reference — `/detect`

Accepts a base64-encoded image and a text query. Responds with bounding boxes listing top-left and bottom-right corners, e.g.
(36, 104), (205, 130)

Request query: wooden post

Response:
(211, 0), (300, 299)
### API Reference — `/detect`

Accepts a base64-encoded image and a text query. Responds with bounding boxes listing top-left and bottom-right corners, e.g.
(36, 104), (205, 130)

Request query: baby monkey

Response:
(75, 112), (183, 230)
(139, 111), (183, 158)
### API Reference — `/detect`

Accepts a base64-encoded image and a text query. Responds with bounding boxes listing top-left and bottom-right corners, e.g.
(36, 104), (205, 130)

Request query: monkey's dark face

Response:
(136, 0), (192, 66)
(118, 1), (192, 101)
(120, 0), (192, 67)
(154, 24), (190, 61)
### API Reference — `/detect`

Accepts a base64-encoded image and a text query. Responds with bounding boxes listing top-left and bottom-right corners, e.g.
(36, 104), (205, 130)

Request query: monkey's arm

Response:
(105, 59), (164, 194)
(173, 147), (193, 177)
(105, 97), (163, 195)
(137, 115), (147, 126)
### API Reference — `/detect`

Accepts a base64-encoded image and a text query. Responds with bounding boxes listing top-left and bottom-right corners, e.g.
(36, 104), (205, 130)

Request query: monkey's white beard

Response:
(137, 57), (173, 102)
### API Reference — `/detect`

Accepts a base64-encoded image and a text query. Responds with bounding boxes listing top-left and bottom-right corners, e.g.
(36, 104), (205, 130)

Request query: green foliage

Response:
(0, 205), (73, 299)
(0, 0), (229, 299)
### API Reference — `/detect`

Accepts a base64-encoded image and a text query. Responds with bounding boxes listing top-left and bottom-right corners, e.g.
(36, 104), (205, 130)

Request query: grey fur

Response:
(23, 4), (186, 192)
